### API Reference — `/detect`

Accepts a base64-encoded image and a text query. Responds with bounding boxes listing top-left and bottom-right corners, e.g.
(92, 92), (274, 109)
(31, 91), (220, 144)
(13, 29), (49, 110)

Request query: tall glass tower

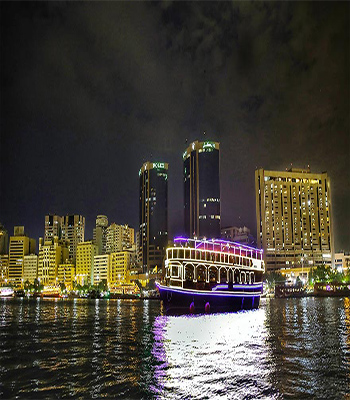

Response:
(139, 161), (168, 274)
(183, 140), (220, 239)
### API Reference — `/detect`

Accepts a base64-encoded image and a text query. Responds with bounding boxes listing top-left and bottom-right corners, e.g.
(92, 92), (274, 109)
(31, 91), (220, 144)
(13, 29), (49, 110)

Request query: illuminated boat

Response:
(41, 285), (60, 298)
(0, 287), (15, 298)
(156, 237), (264, 314)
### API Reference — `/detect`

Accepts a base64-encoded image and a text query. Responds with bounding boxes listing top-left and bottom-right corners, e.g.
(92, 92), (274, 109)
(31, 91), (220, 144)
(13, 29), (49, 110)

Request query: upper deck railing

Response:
(172, 237), (263, 259)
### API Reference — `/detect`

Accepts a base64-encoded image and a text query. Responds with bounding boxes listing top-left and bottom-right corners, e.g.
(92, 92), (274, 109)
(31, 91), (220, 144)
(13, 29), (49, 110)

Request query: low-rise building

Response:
(221, 226), (256, 246)
(334, 252), (350, 274)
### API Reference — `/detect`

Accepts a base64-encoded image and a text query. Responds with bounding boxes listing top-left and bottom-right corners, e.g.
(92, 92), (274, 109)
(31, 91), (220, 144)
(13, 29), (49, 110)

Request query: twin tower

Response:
(139, 140), (220, 273)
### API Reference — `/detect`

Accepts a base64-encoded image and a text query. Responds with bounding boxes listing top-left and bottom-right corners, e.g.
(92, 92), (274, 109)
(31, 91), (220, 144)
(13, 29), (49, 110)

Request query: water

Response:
(0, 297), (349, 399)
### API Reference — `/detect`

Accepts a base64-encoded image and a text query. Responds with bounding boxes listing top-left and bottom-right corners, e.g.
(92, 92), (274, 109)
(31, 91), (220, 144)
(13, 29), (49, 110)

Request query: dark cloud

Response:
(0, 2), (349, 250)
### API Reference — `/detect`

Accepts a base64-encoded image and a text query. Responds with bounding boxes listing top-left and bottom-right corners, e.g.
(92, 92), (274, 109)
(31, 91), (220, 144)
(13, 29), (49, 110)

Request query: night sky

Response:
(1, 2), (349, 251)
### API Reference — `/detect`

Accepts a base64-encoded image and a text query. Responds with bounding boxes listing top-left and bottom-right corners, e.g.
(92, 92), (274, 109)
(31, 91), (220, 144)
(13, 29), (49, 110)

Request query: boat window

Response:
(220, 268), (227, 283)
(251, 272), (255, 283)
(178, 249), (184, 259)
(201, 251), (206, 261)
(185, 265), (194, 281)
(172, 266), (179, 277)
(234, 269), (240, 283)
(229, 255), (234, 264)
(172, 249), (178, 259)
(209, 267), (218, 282)
(185, 249), (190, 259)
(241, 273), (246, 284)
(196, 250), (200, 260)
(197, 266), (206, 282)
(206, 252), (211, 261)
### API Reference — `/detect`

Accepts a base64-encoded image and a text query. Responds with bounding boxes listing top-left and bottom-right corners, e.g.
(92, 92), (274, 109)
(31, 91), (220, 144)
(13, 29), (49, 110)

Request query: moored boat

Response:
(156, 237), (264, 314)
(0, 287), (15, 298)
(41, 285), (60, 298)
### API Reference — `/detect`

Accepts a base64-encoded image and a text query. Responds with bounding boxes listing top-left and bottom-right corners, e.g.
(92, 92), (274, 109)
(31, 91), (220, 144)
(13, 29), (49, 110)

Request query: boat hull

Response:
(156, 282), (262, 315)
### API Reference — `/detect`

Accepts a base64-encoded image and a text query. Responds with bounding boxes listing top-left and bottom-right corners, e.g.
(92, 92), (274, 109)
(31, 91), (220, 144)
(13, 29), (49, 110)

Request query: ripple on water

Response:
(0, 297), (349, 398)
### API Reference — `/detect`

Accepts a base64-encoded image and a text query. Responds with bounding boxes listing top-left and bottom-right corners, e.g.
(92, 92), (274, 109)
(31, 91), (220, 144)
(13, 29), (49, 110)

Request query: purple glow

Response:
(157, 283), (262, 298)
(172, 236), (263, 253)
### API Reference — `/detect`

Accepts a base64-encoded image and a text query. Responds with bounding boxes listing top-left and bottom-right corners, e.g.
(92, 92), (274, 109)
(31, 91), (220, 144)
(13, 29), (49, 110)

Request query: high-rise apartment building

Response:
(38, 237), (69, 285)
(23, 254), (38, 284)
(255, 168), (334, 280)
(139, 161), (168, 274)
(76, 241), (98, 285)
(183, 140), (220, 239)
(44, 215), (62, 242)
(106, 223), (134, 253)
(93, 215), (108, 255)
(57, 262), (75, 290)
(0, 223), (9, 254)
(93, 254), (110, 285)
(8, 227), (36, 287)
(61, 215), (85, 261)
(110, 250), (134, 285)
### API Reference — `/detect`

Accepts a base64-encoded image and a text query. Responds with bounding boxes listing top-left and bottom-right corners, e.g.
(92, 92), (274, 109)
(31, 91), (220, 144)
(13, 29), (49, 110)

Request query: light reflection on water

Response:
(152, 307), (276, 399)
(0, 297), (349, 398)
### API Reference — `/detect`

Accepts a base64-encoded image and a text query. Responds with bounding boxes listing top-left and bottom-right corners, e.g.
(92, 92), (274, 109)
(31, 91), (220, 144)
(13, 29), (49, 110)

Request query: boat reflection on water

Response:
(151, 306), (277, 399)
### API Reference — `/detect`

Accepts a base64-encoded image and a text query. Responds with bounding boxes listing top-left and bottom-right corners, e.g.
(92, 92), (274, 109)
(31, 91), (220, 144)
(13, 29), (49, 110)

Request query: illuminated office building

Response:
(8, 227), (36, 287)
(93, 254), (110, 285)
(76, 241), (98, 285)
(61, 215), (85, 261)
(139, 161), (168, 274)
(183, 140), (220, 239)
(106, 223), (134, 253)
(93, 215), (108, 255)
(255, 168), (334, 280)
(23, 254), (38, 284)
(57, 262), (75, 290)
(110, 250), (134, 285)
(38, 237), (69, 285)
(44, 215), (62, 242)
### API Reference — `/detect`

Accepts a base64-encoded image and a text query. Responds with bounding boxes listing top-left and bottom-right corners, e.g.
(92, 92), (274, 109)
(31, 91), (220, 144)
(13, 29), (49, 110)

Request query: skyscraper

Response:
(183, 140), (220, 239)
(93, 215), (108, 255)
(255, 167), (334, 280)
(0, 223), (9, 254)
(61, 215), (85, 261)
(44, 215), (62, 242)
(139, 161), (168, 274)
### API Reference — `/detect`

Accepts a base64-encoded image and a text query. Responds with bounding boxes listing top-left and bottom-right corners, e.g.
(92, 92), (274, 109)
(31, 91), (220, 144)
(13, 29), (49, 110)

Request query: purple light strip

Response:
(155, 282), (263, 297)
(173, 236), (263, 253)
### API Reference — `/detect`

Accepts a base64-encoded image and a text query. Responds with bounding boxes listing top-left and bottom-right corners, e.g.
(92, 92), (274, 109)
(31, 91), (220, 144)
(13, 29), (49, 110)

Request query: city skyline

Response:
(1, 2), (349, 251)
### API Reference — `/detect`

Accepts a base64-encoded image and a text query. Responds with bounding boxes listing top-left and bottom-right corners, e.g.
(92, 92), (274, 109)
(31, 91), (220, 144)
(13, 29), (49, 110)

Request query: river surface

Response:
(0, 297), (349, 399)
